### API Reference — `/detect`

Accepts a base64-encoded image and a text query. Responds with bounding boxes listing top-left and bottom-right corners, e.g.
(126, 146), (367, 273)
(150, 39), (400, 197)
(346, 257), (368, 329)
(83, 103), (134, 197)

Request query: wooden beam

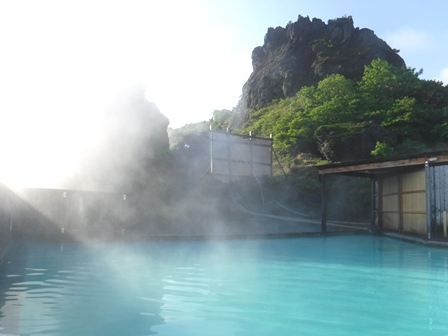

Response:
(371, 178), (376, 227)
(317, 154), (448, 175)
(398, 174), (403, 232)
(425, 161), (434, 239)
(318, 157), (426, 174)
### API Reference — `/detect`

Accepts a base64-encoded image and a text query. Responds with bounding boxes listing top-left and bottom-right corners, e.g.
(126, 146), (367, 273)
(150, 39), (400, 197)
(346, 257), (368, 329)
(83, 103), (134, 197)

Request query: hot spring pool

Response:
(1, 235), (448, 335)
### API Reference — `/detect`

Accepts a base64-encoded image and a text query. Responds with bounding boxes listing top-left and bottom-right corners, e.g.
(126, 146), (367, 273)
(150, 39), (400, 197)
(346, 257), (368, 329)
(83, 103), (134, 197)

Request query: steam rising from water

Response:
(0, 85), (167, 191)
(0, 84), (178, 240)
(0, 85), (332, 240)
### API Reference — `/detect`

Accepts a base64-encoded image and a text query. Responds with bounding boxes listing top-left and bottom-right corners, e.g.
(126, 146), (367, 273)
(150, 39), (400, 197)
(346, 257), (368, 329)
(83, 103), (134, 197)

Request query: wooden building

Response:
(317, 150), (448, 240)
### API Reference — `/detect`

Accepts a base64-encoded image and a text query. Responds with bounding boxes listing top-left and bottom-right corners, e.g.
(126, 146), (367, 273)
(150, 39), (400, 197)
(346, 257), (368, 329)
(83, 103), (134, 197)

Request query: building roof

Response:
(316, 149), (448, 177)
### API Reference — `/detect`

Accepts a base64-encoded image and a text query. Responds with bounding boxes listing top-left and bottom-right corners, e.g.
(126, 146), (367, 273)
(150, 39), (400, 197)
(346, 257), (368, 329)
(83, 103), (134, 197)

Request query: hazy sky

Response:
(0, 0), (447, 187)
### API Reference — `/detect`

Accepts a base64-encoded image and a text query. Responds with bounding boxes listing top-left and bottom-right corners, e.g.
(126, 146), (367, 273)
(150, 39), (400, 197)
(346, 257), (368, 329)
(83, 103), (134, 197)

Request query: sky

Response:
(0, 0), (447, 188)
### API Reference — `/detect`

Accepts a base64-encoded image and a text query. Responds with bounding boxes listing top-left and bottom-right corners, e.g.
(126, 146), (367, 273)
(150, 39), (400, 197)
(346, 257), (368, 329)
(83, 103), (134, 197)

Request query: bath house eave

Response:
(316, 149), (448, 240)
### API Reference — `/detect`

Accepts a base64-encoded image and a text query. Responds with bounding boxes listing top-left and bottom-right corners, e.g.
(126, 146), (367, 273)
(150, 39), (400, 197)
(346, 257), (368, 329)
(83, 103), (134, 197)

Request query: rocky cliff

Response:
(231, 15), (405, 127)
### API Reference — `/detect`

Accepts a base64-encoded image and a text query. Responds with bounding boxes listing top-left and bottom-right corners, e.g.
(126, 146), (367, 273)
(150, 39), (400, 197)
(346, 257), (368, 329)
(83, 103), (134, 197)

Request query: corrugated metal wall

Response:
(434, 165), (448, 234)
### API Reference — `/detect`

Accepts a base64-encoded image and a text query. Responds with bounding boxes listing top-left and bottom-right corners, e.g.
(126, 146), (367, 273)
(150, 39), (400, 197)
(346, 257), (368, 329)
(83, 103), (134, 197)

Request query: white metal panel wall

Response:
(434, 165), (448, 232)
(210, 131), (272, 180)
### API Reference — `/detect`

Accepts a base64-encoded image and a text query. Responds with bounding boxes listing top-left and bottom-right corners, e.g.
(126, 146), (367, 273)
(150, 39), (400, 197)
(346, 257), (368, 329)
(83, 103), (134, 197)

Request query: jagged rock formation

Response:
(231, 15), (405, 127)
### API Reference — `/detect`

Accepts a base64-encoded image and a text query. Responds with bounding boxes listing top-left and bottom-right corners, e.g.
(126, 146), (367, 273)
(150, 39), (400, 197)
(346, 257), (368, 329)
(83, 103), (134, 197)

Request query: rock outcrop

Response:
(231, 15), (405, 127)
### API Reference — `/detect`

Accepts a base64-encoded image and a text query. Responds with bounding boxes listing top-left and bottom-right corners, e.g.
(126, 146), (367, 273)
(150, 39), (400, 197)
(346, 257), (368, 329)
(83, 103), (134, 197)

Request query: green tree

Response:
(359, 59), (448, 150)
(310, 74), (358, 124)
(371, 141), (393, 157)
(210, 109), (232, 129)
(359, 59), (421, 102)
(237, 58), (448, 164)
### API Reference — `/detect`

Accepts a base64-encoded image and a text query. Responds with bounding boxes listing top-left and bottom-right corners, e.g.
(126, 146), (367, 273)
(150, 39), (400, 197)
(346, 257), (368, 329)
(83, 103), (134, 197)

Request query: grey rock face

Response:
(232, 15), (404, 127)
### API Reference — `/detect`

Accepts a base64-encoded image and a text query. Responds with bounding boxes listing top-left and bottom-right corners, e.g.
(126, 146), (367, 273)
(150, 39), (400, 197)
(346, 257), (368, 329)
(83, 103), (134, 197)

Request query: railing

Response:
(1, 187), (130, 240)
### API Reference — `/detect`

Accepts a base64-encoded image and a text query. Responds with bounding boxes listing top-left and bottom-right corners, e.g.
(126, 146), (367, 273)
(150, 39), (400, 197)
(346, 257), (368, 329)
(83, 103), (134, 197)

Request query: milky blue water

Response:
(1, 235), (448, 335)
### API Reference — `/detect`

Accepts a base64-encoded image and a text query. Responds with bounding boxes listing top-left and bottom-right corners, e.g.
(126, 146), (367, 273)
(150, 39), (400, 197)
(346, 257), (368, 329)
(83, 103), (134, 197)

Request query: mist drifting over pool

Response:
(0, 83), (293, 240)
(2, 236), (448, 335)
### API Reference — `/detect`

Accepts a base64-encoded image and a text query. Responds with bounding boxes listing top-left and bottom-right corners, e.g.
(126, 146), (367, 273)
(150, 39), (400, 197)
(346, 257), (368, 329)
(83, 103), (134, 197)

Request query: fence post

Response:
(321, 174), (327, 233)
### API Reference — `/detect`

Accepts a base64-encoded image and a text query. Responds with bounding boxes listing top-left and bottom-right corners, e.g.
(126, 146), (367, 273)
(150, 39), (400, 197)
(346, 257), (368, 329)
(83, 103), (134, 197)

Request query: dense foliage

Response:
(210, 109), (233, 130)
(236, 59), (448, 165)
(168, 121), (209, 149)
(171, 60), (448, 222)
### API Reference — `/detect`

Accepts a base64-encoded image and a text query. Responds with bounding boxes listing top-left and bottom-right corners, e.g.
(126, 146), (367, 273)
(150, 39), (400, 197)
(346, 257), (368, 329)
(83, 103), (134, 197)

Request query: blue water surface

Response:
(1, 234), (448, 335)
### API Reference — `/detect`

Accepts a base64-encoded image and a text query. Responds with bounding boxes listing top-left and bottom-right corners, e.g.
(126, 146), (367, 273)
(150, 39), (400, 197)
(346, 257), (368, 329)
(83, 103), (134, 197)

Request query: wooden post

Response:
(269, 134), (273, 178)
(9, 209), (13, 232)
(425, 161), (434, 239)
(321, 174), (327, 233)
(227, 133), (231, 182)
(209, 128), (214, 175)
(61, 191), (67, 234)
(371, 178), (376, 228)
(249, 131), (253, 176)
(443, 210), (447, 238)
(398, 174), (404, 232)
